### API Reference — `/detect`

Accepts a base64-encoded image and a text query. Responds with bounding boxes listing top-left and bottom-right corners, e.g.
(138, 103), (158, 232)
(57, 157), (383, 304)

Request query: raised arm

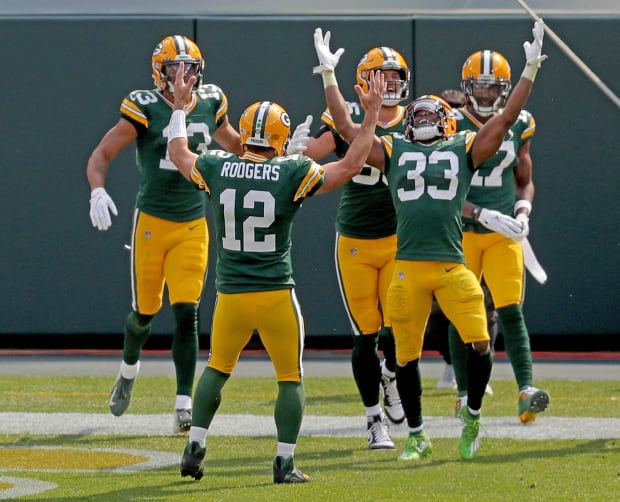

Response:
(316, 71), (386, 194)
(314, 27), (385, 171)
(166, 62), (200, 180)
(313, 28), (359, 143)
(472, 20), (547, 168)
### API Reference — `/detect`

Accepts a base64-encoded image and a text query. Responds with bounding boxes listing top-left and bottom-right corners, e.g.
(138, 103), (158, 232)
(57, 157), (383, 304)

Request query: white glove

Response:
(89, 187), (118, 231)
(512, 213), (530, 242)
(478, 208), (524, 239)
(313, 28), (345, 75)
(521, 19), (548, 80)
(286, 115), (313, 155)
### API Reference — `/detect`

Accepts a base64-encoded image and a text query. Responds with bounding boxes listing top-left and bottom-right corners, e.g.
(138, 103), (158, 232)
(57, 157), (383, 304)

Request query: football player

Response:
(313, 20), (547, 461)
(86, 35), (242, 433)
(448, 49), (550, 423)
(167, 64), (386, 482)
(303, 45), (411, 450)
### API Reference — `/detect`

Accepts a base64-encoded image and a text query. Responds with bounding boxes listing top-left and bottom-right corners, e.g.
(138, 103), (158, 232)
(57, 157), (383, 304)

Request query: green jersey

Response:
(120, 84), (229, 222)
(321, 103), (406, 238)
(380, 131), (477, 263)
(190, 150), (325, 294)
(455, 107), (536, 232)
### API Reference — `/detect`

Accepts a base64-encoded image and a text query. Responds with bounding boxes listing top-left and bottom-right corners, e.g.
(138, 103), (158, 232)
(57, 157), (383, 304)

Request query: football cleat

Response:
(518, 386), (550, 423)
(380, 362), (405, 424)
(459, 407), (481, 460)
(367, 413), (395, 450)
(398, 431), (433, 461)
(108, 374), (135, 417)
(180, 441), (206, 480)
(173, 408), (192, 434)
(273, 455), (311, 484)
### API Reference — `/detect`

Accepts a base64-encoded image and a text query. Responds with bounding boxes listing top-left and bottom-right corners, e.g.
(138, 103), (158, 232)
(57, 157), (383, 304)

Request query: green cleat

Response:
(180, 441), (206, 480)
(459, 407), (481, 460)
(273, 455), (311, 484)
(398, 431), (432, 461)
(108, 374), (135, 417)
(518, 386), (550, 423)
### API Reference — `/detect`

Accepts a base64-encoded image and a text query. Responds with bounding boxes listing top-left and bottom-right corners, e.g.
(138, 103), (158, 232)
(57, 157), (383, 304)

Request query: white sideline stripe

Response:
(1, 413), (618, 440)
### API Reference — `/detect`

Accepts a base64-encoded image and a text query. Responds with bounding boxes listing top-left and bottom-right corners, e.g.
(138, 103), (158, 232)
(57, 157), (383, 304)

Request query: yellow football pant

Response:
(131, 210), (208, 314)
(462, 231), (524, 307)
(335, 233), (396, 335)
(387, 260), (488, 363)
(208, 289), (304, 381)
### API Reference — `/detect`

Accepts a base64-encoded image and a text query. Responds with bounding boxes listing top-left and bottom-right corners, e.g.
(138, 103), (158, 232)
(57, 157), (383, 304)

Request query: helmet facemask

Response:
(357, 47), (411, 107)
(462, 78), (511, 116)
(405, 96), (455, 142)
(460, 50), (512, 117)
(152, 35), (204, 93)
(162, 61), (203, 93)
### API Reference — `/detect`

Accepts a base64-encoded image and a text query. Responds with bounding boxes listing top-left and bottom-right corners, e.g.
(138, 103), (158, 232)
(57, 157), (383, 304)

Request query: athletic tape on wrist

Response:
(322, 70), (338, 89)
(514, 199), (532, 216)
(168, 109), (187, 142)
(521, 64), (538, 82)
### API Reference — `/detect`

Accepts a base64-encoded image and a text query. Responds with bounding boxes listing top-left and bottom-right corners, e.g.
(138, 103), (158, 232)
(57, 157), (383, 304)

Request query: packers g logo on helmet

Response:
(356, 47), (411, 107)
(239, 101), (291, 157)
(405, 95), (456, 142)
(151, 35), (204, 93)
(461, 50), (512, 116)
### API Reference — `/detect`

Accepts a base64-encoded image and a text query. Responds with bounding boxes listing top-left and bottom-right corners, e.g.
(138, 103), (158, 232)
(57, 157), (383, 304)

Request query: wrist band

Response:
(521, 64), (538, 82)
(168, 109), (187, 142)
(514, 199), (532, 216)
(322, 70), (338, 89)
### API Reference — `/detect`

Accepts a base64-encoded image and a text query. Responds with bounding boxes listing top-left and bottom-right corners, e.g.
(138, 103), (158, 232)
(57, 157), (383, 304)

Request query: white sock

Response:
(277, 441), (295, 459)
(189, 426), (208, 448)
(120, 360), (140, 379)
(366, 404), (382, 418)
(175, 395), (192, 410)
(409, 425), (424, 435)
(468, 406), (481, 417)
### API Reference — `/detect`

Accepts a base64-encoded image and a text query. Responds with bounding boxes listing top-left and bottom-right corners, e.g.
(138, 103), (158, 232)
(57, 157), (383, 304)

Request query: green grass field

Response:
(0, 375), (618, 501)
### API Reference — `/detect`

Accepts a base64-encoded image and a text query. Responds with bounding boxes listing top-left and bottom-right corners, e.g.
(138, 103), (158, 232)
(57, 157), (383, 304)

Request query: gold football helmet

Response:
(405, 95), (456, 141)
(356, 47), (410, 106)
(239, 101), (291, 156)
(461, 50), (512, 116)
(151, 35), (204, 92)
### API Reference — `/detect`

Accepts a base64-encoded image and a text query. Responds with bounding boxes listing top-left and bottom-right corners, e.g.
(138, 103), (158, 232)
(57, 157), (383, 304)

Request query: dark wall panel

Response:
(415, 17), (620, 335)
(0, 14), (617, 342)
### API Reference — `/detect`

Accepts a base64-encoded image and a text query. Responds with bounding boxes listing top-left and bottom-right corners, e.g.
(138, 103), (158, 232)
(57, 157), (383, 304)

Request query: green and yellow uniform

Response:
(455, 107), (535, 307)
(189, 149), (325, 380)
(322, 103), (405, 336)
(380, 131), (489, 363)
(120, 85), (227, 313)
(448, 107), (538, 395)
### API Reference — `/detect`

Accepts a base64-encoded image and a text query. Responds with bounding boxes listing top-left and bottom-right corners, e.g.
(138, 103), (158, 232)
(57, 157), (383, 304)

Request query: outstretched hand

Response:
(286, 115), (313, 155)
(313, 28), (345, 74)
(523, 19), (548, 67)
(172, 62), (196, 110)
(355, 70), (386, 114)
